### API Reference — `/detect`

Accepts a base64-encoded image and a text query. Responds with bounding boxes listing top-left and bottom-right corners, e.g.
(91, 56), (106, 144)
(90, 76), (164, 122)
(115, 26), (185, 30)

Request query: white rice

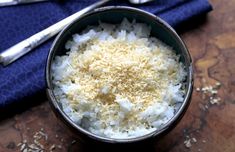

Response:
(51, 19), (186, 139)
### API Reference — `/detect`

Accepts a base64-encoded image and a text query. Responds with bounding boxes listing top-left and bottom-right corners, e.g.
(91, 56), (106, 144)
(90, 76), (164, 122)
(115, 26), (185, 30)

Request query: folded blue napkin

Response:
(0, 0), (212, 107)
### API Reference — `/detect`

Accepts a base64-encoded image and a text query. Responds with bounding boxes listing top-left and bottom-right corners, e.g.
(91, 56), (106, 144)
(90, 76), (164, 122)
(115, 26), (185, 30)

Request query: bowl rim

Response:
(46, 6), (193, 143)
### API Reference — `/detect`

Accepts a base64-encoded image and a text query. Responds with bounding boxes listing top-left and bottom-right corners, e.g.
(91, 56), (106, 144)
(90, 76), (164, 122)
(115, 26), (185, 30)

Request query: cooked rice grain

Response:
(52, 19), (186, 139)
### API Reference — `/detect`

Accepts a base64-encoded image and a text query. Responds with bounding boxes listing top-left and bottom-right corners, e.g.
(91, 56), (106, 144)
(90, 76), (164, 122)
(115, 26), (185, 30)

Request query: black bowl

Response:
(46, 6), (193, 144)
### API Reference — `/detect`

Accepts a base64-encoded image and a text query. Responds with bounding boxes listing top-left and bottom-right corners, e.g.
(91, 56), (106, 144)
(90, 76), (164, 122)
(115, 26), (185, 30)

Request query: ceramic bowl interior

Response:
(46, 6), (193, 144)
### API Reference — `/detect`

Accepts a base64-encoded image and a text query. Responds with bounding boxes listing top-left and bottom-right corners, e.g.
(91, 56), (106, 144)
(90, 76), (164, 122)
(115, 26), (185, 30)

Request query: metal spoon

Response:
(0, 0), (48, 7)
(0, 0), (154, 66)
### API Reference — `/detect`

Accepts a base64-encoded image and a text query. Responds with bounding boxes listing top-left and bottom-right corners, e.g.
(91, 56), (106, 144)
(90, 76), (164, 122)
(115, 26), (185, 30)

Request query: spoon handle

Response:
(0, 0), (111, 66)
(0, 0), (48, 7)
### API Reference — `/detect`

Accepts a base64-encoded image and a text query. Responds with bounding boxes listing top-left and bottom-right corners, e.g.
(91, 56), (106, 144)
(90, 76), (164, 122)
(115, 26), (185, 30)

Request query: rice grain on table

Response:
(52, 19), (186, 139)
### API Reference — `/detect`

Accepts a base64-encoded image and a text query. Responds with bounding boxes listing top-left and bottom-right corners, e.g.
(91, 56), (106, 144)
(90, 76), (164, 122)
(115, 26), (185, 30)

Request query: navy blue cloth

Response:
(0, 0), (212, 107)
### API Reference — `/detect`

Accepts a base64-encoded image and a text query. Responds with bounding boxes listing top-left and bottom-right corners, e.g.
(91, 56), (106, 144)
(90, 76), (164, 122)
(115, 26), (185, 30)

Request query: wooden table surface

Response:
(1, 0), (235, 151)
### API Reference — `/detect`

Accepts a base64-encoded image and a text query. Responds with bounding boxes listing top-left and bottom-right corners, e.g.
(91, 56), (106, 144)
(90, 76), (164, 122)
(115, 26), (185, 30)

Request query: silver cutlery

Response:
(0, 0), (48, 7)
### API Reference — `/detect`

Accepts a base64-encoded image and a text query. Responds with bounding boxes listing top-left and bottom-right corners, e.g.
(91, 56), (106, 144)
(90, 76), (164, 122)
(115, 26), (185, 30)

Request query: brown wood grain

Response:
(1, 0), (235, 151)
